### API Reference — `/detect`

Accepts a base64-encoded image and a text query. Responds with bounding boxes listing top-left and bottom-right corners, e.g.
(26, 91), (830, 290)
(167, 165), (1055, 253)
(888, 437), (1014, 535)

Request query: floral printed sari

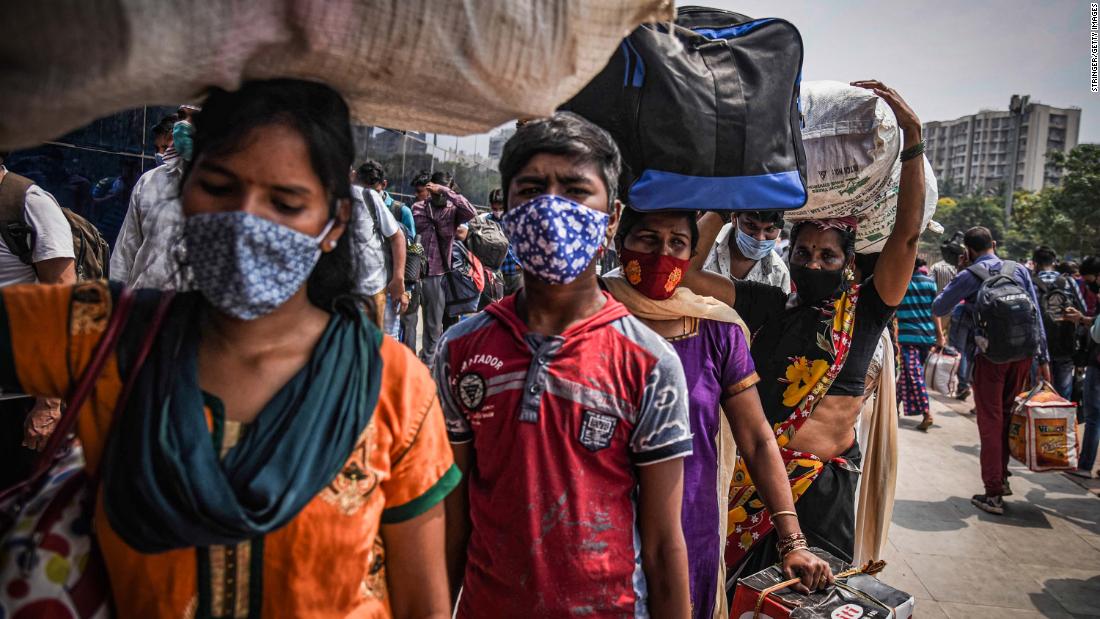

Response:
(724, 285), (860, 570)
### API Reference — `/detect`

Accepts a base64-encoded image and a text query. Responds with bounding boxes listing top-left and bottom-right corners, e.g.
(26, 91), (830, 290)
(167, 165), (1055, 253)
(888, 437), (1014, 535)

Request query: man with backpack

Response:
(0, 151), (78, 487)
(351, 161), (407, 334)
(933, 226), (1050, 515)
(1031, 246), (1086, 400)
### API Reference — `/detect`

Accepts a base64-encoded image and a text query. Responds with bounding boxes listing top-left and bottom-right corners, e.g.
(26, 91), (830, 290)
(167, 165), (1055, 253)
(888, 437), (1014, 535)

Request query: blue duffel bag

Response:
(560, 5), (807, 213)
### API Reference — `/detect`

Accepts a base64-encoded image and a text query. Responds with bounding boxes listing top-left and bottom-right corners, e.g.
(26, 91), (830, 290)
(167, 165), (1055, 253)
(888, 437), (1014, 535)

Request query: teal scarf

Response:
(102, 293), (383, 553)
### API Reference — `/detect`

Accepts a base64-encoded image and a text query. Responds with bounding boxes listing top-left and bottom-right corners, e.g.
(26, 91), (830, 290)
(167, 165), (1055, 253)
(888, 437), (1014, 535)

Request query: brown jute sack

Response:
(0, 0), (673, 149)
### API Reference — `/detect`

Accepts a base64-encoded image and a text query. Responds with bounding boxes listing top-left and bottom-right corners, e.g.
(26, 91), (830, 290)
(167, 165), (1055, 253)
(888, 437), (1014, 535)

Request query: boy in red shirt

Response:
(436, 113), (692, 617)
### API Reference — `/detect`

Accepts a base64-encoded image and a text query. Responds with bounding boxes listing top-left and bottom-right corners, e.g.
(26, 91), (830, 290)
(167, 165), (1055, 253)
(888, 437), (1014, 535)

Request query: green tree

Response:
(1046, 144), (1100, 256)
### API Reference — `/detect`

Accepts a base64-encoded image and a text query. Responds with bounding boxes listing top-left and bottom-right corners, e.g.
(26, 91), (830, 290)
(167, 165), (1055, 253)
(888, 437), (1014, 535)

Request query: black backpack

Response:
(465, 216), (509, 270)
(968, 261), (1039, 363)
(444, 242), (481, 317)
(0, 171), (110, 281)
(559, 5), (806, 213)
(1035, 274), (1082, 361)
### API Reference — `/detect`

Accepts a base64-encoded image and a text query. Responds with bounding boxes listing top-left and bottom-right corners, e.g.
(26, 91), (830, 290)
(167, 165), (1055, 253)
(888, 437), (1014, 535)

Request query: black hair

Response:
(915, 256), (927, 269)
(1082, 256), (1100, 276)
(499, 112), (621, 208)
(152, 115), (178, 139)
(940, 231), (965, 262)
(1057, 261), (1078, 275)
(430, 171), (453, 187)
(488, 188), (504, 205)
(615, 207), (700, 254)
(182, 79), (367, 319)
(963, 226), (994, 253)
(738, 210), (785, 226)
(411, 170), (431, 189)
(1032, 245), (1057, 268)
(356, 159), (386, 186)
(940, 242), (963, 262)
(789, 221), (857, 263)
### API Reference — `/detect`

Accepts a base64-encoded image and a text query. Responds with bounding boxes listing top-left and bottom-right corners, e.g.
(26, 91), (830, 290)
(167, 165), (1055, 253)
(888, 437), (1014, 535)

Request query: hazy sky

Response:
(444, 0), (1097, 156)
(704, 0), (1096, 140)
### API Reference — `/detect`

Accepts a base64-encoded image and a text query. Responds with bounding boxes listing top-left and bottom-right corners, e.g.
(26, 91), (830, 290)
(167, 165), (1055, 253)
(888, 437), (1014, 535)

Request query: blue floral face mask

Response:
(184, 211), (334, 320)
(500, 194), (609, 285)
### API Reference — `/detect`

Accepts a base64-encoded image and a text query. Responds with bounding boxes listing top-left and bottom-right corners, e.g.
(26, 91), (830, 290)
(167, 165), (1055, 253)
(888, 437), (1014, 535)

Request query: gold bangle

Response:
(771, 511), (798, 519)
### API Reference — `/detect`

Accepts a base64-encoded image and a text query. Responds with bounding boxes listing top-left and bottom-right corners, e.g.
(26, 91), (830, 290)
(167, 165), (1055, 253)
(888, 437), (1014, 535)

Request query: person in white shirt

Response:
(351, 161), (407, 335)
(701, 210), (791, 293)
(0, 152), (76, 463)
(110, 116), (186, 290)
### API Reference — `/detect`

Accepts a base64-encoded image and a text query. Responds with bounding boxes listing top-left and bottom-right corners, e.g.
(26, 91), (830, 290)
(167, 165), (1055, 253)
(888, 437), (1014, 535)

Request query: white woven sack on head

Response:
(789, 80), (900, 221)
(854, 155), (937, 254)
(0, 0), (674, 149)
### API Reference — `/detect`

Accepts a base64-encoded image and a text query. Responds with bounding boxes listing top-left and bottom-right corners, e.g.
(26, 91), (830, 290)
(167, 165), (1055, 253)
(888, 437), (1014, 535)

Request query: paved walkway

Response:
(880, 391), (1100, 618)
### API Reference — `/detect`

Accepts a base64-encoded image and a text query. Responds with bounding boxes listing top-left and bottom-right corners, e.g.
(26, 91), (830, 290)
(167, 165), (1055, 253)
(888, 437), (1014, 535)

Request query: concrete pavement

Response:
(880, 391), (1100, 618)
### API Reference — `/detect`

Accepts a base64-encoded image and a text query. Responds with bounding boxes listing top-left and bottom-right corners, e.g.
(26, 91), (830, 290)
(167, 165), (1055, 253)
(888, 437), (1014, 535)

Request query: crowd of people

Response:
(0, 73), (1094, 619)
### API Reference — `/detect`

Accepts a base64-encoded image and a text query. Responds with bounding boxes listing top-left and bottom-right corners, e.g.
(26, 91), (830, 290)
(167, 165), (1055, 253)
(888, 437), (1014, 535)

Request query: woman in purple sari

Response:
(604, 208), (832, 618)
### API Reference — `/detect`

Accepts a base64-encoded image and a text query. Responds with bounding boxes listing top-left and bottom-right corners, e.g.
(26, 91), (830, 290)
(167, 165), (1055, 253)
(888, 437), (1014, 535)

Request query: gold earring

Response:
(844, 266), (855, 283)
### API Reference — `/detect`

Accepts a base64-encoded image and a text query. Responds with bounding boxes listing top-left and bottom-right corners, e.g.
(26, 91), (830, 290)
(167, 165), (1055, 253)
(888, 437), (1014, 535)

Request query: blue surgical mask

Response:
(154, 152), (165, 166)
(184, 211), (334, 320)
(500, 195), (609, 285)
(734, 225), (776, 261)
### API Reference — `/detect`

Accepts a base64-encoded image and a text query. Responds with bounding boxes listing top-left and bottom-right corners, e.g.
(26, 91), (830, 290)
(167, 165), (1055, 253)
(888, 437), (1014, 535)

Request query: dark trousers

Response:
(419, 274), (445, 361)
(1079, 365), (1100, 472)
(728, 442), (861, 588)
(973, 355), (1032, 496)
(0, 397), (35, 489)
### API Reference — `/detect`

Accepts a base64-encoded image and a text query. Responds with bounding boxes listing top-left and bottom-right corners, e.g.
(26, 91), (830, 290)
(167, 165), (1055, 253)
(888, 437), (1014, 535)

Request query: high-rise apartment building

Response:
(488, 127), (516, 161)
(923, 100), (1080, 194)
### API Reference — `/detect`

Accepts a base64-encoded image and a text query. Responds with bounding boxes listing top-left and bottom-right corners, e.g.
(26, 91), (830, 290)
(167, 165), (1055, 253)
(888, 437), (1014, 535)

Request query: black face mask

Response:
(1088, 281), (1099, 294)
(790, 264), (846, 304)
(429, 191), (448, 208)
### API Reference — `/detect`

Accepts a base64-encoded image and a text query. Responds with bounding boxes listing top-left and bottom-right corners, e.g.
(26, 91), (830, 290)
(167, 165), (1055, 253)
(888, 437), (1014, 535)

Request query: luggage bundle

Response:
(730, 548), (914, 619)
(444, 241), (486, 317)
(560, 6), (808, 213)
(787, 80), (938, 253)
(923, 348), (961, 397)
(1009, 382), (1079, 472)
(465, 216), (510, 270)
(0, 0), (675, 149)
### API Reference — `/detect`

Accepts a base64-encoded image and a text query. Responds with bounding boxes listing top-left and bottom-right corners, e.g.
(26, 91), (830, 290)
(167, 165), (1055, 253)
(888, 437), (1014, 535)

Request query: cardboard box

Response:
(729, 548), (914, 619)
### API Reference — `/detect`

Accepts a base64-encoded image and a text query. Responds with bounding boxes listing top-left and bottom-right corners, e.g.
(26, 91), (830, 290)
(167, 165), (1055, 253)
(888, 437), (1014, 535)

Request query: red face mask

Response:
(619, 248), (690, 300)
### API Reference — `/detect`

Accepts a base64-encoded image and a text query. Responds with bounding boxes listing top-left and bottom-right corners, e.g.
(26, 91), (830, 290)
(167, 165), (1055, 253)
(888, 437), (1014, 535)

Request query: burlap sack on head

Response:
(853, 155), (938, 254)
(0, 0), (673, 149)
(789, 80), (901, 221)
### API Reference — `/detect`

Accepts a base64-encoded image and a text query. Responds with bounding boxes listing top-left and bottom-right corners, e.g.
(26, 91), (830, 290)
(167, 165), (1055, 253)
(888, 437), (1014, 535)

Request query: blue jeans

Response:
(1080, 365), (1100, 472)
(383, 295), (401, 339)
(1051, 359), (1076, 401)
(957, 352), (972, 391)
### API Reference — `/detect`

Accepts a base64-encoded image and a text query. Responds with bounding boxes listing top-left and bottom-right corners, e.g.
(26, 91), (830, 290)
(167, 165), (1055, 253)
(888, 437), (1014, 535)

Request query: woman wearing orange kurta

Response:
(4, 79), (457, 618)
